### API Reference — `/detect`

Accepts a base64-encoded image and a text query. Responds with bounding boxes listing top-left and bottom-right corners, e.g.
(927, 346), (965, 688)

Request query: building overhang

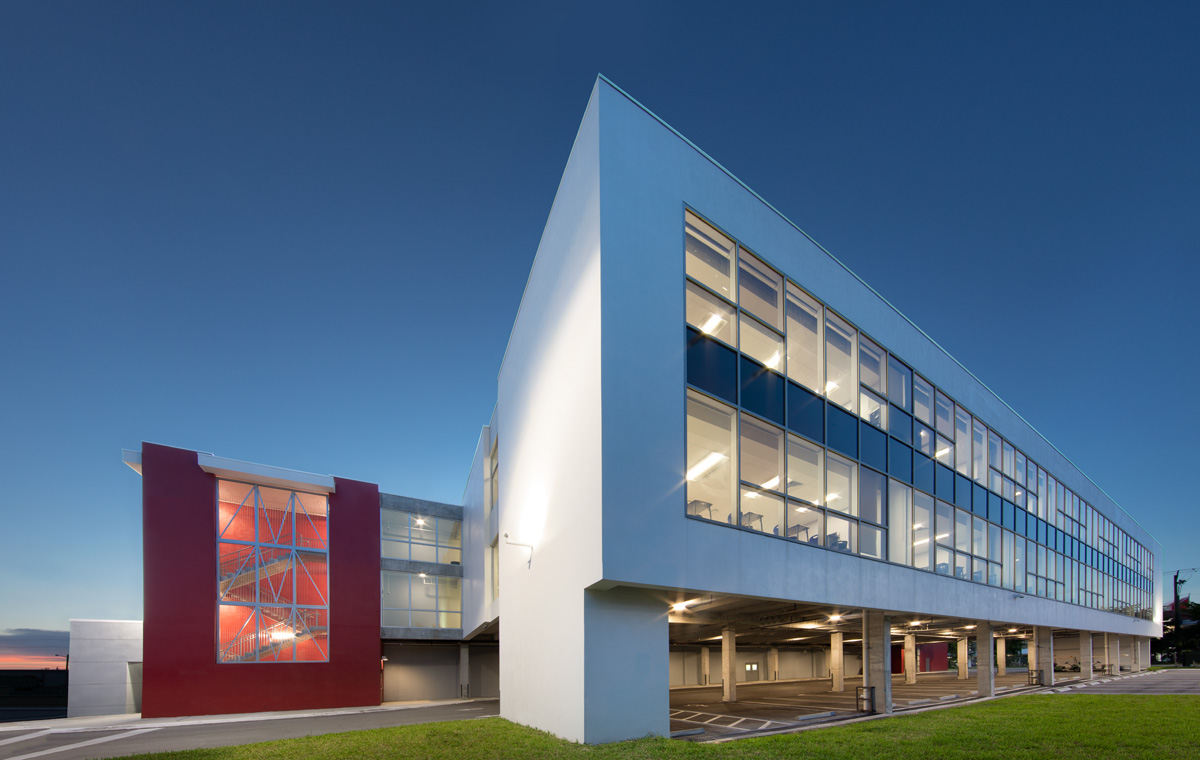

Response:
(196, 452), (336, 493)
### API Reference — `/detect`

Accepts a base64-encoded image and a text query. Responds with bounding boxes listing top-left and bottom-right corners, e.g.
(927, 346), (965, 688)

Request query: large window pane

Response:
(989, 523), (1002, 561)
(1003, 530), (1015, 589)
(972, 419), (987, 484)
(935, 390), (954, 438)
(860, 389), (887, 430)
(825, 313), (857, 412)
(740, 414), (785, 492)
(887, 356), (912, 412)
(789, 503), (823, 544)
(955, 509), (971, 553)
(860, 337), (886, 394)
(888, 480), (912, 566)
(740, 314), (784, 372)
(740, 487), (785, 535)
(935, 500), (954, 547)
(915, 422), (935, 457)
(785, 284), (822, 392)
(988, 430), (1002, 471)
(737, 250), (783, 330)
(860, 524), (885, 560)
(1014, 450), (1027, 487)
(1002, 441), (1015, 478)
(826, 453), (857, 516)
(860, 467), (886, 525)
(954, 407), (971, 477)
(826, 513), (855, 553)
(935, 435), (954, 468)
(912, 491), (933, 571)
(787, 434), (823, 505)
(686, 391), (738, 525)
(973, 516), (987, 556)
(686, 281), (736, 347)
(913, 374), (934, 426)
(685, 211), (735, 299)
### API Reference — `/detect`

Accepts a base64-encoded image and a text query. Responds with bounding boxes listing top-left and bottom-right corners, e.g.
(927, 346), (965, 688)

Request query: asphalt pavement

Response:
(0, 699), (499, 760)
(1044, 668), (1200, 695)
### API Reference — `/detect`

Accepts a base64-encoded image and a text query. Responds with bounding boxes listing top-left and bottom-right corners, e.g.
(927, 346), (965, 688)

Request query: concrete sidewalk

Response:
(0, 698), (499, 760)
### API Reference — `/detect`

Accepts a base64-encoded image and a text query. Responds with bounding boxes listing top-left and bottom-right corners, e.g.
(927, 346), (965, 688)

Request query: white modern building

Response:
(457, 76), (1161, 743)
(92, 76), (1161, 743)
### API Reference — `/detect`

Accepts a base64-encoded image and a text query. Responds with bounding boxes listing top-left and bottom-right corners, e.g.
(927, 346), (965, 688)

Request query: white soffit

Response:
(122, 449), (143, 475)
(197, 453), (336, 494)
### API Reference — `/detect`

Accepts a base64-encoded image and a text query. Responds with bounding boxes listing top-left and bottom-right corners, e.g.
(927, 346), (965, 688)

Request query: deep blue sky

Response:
(2, 2), (1197, 664)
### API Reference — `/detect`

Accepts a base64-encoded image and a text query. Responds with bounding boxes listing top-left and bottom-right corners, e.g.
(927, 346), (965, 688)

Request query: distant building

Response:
(80, 77), (1162, 743)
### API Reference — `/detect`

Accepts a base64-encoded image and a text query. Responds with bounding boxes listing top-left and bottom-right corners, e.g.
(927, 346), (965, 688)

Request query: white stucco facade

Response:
(460, 76), (1162, 744)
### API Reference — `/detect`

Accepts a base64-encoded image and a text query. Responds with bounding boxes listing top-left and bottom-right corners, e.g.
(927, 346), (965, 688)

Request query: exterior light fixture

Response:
(504, 532), (534, 568)
(829, 614), (841, 622)
(965, 625), (977, 630)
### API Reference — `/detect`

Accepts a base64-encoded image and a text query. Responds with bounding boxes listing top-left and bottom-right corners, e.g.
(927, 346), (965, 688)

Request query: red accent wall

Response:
(919, 642), (949, 672)
(141, 443), (381, 718)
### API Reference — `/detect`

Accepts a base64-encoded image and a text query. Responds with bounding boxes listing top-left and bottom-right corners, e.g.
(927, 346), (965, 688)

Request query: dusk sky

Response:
(2, 2), (1197, 668)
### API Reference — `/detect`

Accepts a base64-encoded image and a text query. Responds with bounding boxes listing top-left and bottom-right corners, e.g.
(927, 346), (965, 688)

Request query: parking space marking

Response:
(0, 731), (54, 748)
(5, 728), (159, 760)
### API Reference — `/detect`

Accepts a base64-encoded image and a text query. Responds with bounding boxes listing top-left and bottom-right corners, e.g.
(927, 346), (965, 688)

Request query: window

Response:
(740, 486), (785, 535)
(825, 453), (857, 516)
(785, 284), (822, 392)
(860, 389), (887, 429)
(740, 313), (784, 371)
(913, 374), (934, 426)
(789, 502), (822, 544)
(955, 509), (971, 554)
(860, 524), (885, 560)
(972, 419), (987, 484)
(954, 407), (971, 477)
(487, 441), (499, 514)
(887, 356), (911, 412)
(217, 481), (329, 663)
(739, 251), (783, 330)
(382, 511), (462, 564)
(686, 281), (736, 347)
(915, 422), (935, 457)
(860, 337), (886, 394)
(888, 480), (912, 566)
(741, 413), (785, 492)
(935, 390), (954, 438)
(686, 390), (738, 525)
(912, 491), (933, 571)
(825, 313), (857, 412)
(935, 500), (954, 548)
(826, 512), (855, 553)
(382, 570), (461, 629)
(787, 434), (823, 506)
(859, 467), (886, 525)
(685, 211), (735, 298)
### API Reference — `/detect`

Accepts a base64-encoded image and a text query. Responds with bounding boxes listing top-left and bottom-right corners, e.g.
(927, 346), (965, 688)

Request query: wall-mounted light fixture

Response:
(504, 532), (533, 568)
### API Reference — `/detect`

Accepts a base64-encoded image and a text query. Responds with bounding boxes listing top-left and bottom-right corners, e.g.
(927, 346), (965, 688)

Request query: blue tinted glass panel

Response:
(954, 475), (972, 510)
(1002, 500), (1015, 530)
(1036, 519), (1046, 545)
(888, 407), (912, 445)
(888, 439), (912, 484)
(787, 381), (824, 444)
(860, 423), (887, 473)
(740, 356), (785, 426)
(913, 452), (935, 495)
(986, 492), (1001, 523)
(1015, 509), (1027, 538)
(935, 464), (954, 501)
(827, 403), (858, 458)
(973, 484), (988, 517)
(687, 327), (737, 403)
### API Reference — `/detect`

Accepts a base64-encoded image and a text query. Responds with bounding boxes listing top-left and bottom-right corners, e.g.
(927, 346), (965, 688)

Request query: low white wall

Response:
(668, 647), (831, 685)
(68, 619), (143, 717)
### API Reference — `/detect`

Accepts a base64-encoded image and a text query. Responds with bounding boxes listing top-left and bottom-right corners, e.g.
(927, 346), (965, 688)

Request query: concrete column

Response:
(768, 646), (779, 681)
(1036, 627), (1054, 687)
(1131, 636), (1142, 672)
(996, 637), (1007, 676)
(863, 611), (893, 714)
(701, 646), (711, 686)
(830, 631), (845, 692)
(721, 626), (736, 702)
(1107, 633), (1120, 675)
(458, 643), (470, 698)
(1140, 638), (1152, 670)
(1080, 632), (1093, 681)
(974, 622), (994, 697)
(903, 634), (917, 684)
(957, 638), (969, 680)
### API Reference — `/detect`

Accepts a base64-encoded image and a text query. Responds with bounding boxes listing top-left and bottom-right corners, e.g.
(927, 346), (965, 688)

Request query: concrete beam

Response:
(1080, 632), (1093, 681)
(903, 634), (917, 684)
(864, 611), (892, 714)
(830, 631), (844, 692)
(722, 626), (736, 703)
(1036, 627), (1054, 687)
(975, 622), (994, 697)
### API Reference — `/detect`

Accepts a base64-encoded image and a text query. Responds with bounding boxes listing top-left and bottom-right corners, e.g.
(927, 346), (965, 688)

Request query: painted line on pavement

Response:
(5, 728), (159, 760)
(0, 730), (54, 748)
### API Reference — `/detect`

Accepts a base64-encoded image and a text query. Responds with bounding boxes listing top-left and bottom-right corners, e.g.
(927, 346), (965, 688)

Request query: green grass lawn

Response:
(116, 694), (1200, 760)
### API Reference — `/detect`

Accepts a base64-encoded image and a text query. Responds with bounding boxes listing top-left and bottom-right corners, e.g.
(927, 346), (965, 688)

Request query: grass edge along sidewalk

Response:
(113, 694), (1200, 760)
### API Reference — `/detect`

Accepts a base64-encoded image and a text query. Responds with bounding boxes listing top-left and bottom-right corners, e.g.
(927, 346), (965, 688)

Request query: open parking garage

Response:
(664, 593), (1132, 739)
